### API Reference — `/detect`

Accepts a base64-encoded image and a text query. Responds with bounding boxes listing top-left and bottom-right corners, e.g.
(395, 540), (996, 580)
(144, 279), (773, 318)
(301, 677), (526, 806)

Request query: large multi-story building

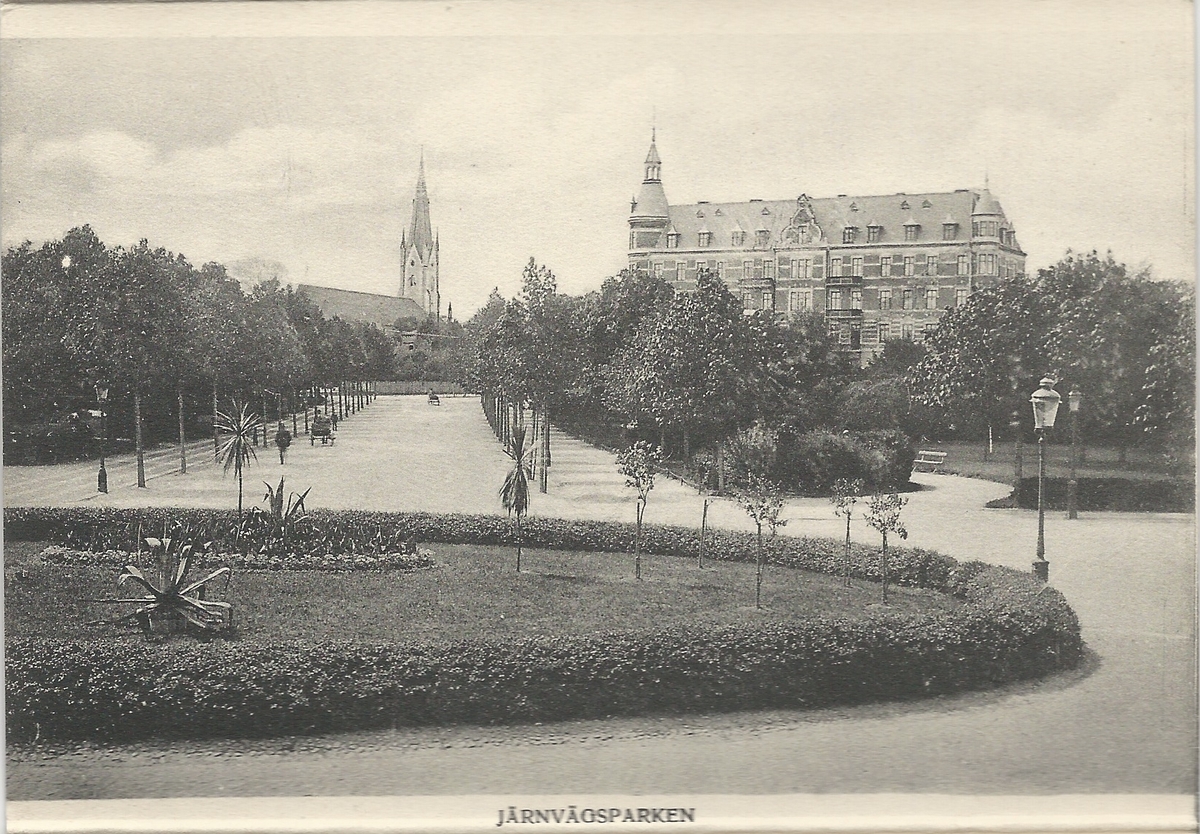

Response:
(627, 133), (1025, 363)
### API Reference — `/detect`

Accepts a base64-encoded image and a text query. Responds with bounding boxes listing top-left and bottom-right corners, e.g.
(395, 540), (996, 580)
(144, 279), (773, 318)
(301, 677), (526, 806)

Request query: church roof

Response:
(663, 190), (993, 248)
(297, 284), (424, 330)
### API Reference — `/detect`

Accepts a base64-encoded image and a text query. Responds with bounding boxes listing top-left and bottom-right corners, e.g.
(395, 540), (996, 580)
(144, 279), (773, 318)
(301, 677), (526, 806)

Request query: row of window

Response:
(831, 321), (938, 347)
(649, 222), (1017, 251)
(652, 252), (1017, 280)
(740, 286), (971, 313)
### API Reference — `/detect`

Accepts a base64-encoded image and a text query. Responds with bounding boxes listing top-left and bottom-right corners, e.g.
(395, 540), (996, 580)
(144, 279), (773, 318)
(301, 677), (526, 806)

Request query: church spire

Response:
(408, 150), (434, 257)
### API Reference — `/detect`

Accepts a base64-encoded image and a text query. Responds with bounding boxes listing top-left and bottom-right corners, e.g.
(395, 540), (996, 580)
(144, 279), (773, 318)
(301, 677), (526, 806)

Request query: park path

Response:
(5, 395), (1196, 802)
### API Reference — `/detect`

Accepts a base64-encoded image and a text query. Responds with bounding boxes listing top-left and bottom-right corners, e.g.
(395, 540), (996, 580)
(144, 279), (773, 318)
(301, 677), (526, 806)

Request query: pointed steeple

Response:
(408, 150), (434, 258)
(644, 128), (662, 182)
(631, 130), (668, 220)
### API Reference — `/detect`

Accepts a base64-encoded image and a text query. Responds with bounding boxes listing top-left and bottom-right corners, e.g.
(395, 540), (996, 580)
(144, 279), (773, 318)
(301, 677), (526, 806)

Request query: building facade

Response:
(627, 135), (1025, 363)
(400, 154), (440, 318)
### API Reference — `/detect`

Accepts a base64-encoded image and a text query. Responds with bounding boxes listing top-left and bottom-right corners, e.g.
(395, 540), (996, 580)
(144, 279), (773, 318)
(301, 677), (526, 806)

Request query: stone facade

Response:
(627, 136), (1025, 364)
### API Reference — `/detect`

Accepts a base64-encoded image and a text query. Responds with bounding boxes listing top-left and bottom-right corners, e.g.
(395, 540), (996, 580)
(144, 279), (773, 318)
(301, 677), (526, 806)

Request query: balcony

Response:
(825, 308), (863, 320)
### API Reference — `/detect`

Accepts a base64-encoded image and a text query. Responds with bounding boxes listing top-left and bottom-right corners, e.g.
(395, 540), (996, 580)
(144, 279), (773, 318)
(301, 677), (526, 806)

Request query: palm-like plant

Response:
(499, 424), (531, 571)
(215, 401), (264, 520)
(253, 476), (312, 556)
(89, 527), (232, 634)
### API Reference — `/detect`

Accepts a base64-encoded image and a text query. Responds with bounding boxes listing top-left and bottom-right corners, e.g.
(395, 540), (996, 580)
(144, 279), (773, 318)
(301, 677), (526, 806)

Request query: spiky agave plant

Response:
(499, 424), (531, 571)
(254, 476), (312, 556)
(89, 527), (233, 634)
(215, 401), (264, 521)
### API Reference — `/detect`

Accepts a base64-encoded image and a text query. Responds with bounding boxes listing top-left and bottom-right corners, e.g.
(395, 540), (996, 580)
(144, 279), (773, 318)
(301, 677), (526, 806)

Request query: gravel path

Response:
(6, 396), (1196, 801)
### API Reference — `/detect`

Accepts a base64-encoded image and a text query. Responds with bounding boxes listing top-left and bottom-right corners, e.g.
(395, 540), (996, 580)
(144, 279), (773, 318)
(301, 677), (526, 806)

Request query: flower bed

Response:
(37, 545), (436, 573)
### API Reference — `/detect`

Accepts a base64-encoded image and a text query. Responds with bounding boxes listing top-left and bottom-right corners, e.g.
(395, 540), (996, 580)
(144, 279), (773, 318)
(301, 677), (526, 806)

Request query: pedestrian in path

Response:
(274, 421), (292, 464)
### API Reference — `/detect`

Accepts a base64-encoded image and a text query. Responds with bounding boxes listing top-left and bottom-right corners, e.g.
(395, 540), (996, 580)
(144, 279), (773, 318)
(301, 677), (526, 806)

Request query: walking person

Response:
(274, 421), (292, 465)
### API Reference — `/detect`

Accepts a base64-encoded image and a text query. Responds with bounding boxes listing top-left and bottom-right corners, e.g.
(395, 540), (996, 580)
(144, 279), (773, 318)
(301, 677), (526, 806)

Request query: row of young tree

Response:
(463, 251), (1195, 492)
(2, 226), (399, 463)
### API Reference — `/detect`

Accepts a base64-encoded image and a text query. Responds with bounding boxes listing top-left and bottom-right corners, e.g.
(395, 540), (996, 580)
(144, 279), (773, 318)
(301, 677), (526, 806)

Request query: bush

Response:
(1000, 477), (1194, 513)
(37, 545), (436, 573)
(775, 429), (915, 495)
(7, 564), (1080, 743)
(5, 507), (951, 590)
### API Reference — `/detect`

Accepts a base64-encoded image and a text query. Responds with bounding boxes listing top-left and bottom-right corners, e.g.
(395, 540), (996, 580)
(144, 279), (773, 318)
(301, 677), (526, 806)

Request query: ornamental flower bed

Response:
(38, 545), (437, 573)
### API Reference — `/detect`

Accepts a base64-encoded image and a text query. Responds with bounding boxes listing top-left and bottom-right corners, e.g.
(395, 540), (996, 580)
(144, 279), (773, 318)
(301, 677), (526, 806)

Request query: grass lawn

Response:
(918, 439), (1183, 485)
(5, 541), (960, 644)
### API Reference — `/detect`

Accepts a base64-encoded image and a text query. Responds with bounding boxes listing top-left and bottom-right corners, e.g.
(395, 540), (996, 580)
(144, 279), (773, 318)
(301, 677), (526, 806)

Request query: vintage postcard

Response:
(2, 1), (1195, 832)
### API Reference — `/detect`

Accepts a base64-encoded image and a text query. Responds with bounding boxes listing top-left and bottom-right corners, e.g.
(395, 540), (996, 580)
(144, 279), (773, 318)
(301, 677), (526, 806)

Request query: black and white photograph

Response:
(2, 1), (1196, 832)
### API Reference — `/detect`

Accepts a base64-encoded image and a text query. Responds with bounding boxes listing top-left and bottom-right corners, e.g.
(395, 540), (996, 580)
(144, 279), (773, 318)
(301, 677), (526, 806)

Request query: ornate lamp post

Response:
(1067, 390), (1082, 519)
(1030, 377), (1062, 581)
(95, 382), (109, 494)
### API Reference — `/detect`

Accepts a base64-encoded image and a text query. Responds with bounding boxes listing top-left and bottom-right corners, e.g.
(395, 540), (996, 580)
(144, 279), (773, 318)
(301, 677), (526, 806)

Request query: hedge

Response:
(4, 507), (1083, 743)
(775, 429), (915, 495)
(6, 506), (953, 589)
(7, 564), (1080, 743)
(995, 477), (1195, 513)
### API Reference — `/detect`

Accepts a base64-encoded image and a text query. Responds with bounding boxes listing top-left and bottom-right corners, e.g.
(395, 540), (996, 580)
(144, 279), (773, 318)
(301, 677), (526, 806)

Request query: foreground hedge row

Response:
(7, 565), (1080, 743)
(5, 506), (953, 588)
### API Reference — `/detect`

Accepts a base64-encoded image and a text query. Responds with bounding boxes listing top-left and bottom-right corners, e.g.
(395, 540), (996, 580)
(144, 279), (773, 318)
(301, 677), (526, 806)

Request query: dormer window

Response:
(698, 231), (712, 247)
(942, 222), (958, 241)
(731, 230), (746, 246)
(761, 207), (771, 215)
(755, 229), (770, 247)
(900, 200), (910, 210)
(842, 226), (857, 244)
(849, 202), (858, 212)
(904, 221), (920, 242)
(666, 232), (680, 249)
(867, 224), (882, 243)
(922, 199), (933, 209)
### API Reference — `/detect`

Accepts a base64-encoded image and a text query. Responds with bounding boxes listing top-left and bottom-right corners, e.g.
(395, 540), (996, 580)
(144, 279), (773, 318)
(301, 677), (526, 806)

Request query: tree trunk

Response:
(983, 423), (992, 462)
(717, 445), (726, 493)
(516, 513), (522, 572)
(292, 391), (298, 435)
(634, 502), (643, 580)
(844, 514), (852, 587)
(755, 523), (764, 609)
(699, 498), (709, 569)
(683, 427), (690, 463)
(237, 465), (244, 520)
(178, 389), (187, 474)
(134, 390), (146, 488)
(539, 405), (549, 494)
(881, 531), (889, 603)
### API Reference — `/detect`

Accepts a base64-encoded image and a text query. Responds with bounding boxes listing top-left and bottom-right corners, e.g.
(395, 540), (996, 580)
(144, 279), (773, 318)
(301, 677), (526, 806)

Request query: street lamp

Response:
(1030, 377), (1062, 581)
(1067, 389), (1083, 519)
(95, 382), (109, 494)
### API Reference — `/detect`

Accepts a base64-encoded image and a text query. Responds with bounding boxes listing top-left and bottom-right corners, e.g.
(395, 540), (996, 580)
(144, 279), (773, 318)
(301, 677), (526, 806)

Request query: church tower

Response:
(400, 152), (440, 318)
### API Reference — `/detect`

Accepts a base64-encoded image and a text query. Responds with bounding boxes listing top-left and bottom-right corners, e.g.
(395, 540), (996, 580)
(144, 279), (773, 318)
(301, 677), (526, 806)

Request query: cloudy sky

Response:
(2, 0), (1193, 316)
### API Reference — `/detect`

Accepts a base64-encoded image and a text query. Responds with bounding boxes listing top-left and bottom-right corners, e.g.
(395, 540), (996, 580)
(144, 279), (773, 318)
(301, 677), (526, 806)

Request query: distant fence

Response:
(375, 381), (469, 396)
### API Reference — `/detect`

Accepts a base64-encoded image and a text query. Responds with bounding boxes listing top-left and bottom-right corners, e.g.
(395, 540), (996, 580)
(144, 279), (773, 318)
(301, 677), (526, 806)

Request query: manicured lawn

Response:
(919, 439), (1182, 485)
(5, 541), (960, 643)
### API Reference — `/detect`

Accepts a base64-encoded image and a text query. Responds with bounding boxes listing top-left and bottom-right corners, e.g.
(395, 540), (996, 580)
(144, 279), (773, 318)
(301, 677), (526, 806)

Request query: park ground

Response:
(4, 395), (1196, 802)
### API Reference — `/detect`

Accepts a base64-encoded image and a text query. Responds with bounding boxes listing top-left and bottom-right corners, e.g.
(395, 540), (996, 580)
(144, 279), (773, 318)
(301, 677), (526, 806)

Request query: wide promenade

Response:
(5, 395), (1196, 800)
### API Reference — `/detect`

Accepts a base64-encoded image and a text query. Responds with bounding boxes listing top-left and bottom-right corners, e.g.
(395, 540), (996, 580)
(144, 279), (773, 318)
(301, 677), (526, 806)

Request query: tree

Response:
(617, 441), (663, 580)
(215, 402), (264, 523)
(830, 478), (865, 586)
(499, 425), (531, 572)
(864, 492), (908, 603)
(727, 423), (786, 608)
(735, 474), (786, 610)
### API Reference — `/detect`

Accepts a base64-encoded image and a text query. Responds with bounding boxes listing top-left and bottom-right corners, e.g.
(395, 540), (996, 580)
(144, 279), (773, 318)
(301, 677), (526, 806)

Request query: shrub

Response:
(998, 477), (1194, 513)
(7, 565), (1080, 743)
(775, 429), (914, 495)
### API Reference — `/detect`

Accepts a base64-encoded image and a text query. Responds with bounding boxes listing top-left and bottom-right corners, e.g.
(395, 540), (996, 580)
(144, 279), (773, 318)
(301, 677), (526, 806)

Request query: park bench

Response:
(914, 450), (947, 472)
(427, 392), (441, 406)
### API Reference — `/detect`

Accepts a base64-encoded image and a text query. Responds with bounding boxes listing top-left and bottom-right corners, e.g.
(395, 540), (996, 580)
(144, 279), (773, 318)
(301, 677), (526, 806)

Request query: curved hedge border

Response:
(6, 506), (954, 588)
(5, 507), (1083, 743)
(38, 545), (436, 573)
